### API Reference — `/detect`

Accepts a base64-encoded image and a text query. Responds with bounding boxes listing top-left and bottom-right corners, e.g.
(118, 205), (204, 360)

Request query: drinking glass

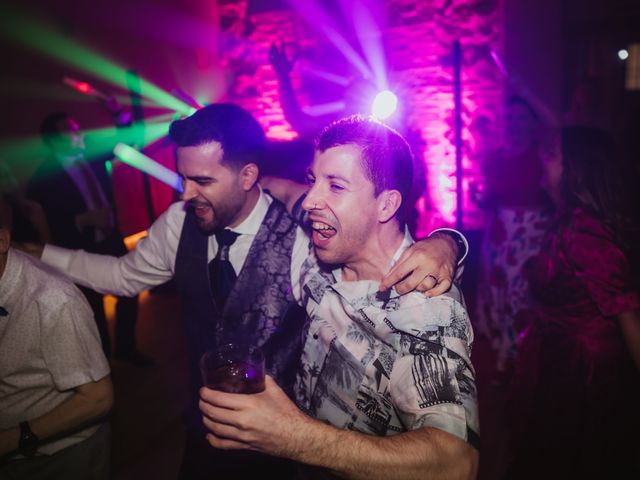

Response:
(200, 343), (265, 394)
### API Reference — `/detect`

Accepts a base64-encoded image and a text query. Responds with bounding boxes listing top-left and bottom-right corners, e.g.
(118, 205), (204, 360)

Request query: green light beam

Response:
(114, 143), (183, 192)
(1, 6), (194, 115)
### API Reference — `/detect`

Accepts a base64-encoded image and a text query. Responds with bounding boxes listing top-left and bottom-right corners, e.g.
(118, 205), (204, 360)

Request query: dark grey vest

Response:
(174, 198), (306, 412)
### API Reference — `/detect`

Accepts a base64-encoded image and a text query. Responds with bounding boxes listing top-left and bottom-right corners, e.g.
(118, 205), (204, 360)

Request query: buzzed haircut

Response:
(169, 103), (266, 171)
(316, 115), (414, 220)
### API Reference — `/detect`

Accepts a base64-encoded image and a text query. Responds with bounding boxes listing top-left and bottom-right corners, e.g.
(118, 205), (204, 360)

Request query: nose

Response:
(301, 184), (324, 212)
(180, 179), (197, 202)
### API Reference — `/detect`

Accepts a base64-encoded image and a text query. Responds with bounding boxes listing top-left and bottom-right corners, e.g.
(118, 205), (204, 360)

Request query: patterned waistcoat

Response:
(174, 199), (307, 419)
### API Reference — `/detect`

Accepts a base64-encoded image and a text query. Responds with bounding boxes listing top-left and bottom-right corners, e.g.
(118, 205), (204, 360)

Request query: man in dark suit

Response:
(27, 112), (153, 367)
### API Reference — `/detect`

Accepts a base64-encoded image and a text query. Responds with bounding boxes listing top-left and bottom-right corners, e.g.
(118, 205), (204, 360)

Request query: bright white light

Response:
(618, 49), (629, 60)
(371, 90), (398, 120)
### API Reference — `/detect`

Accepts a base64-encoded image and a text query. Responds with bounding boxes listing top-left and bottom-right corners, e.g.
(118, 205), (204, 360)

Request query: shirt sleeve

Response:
(41, 202), (184, 297)
(388, 291), (479, 444)
(428, 228), (469, 265)
(563, 219), (640, 317)
(41, 292), (110, 391)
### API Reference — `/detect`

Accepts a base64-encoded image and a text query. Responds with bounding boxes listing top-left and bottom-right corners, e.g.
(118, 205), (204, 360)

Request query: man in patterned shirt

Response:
(199, 116), (479, 479)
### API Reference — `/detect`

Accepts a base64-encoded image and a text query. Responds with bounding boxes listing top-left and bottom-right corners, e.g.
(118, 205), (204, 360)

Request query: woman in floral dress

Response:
(507, 126), (640, 479)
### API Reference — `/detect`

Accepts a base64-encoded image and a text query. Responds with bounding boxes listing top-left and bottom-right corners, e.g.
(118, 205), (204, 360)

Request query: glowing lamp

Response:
(76, 82), (90, 93)
(618, 49), (629, 60)
(371, 90), (397, 120)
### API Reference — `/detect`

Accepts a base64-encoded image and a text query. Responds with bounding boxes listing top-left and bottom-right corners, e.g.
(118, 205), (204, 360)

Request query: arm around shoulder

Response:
(261, 177), (307, 215)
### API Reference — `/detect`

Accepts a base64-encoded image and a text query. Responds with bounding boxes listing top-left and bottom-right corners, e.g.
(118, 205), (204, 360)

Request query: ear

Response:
(377, 190), (402, 223)
(238, 163), (259, 192)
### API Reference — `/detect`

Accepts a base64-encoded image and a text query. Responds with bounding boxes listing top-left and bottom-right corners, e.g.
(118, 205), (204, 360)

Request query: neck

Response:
(341, 223), (405, 282)
(228, 186), (260, 228)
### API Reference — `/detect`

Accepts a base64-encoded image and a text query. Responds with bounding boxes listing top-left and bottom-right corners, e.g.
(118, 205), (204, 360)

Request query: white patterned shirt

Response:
(295, 231), (480, 447)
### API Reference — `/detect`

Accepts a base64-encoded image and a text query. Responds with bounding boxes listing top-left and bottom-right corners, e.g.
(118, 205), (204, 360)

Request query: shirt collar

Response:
(226, 185), (271, 236)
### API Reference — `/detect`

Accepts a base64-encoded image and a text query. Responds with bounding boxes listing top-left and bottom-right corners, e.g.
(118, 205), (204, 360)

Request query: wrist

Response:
(429, 228), (468, 264)
(18, 421), (39, 457)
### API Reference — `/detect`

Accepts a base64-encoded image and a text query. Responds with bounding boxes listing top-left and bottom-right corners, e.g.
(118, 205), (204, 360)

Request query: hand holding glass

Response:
(200, 343), (265, 394)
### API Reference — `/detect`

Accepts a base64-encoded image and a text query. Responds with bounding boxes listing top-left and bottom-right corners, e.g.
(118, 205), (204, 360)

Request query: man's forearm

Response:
(293, 421), (478, 480)
(42, 243), (171, 297)
(0, 376), (113, 456)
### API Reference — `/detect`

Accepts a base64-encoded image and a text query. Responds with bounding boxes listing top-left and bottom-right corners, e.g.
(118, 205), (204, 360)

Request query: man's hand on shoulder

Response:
(380, 236), (458, 297)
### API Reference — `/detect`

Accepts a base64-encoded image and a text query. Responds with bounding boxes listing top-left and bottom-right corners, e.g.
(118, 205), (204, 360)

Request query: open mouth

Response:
(190, 202), (212, 218)
(311, 221), (337, 243)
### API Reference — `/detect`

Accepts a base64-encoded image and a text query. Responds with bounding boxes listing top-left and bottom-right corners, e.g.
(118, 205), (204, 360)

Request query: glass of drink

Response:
(200, 343), (265, 394)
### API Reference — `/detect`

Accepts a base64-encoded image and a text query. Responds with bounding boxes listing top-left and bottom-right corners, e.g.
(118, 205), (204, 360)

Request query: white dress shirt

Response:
(42, 187), (310, 301)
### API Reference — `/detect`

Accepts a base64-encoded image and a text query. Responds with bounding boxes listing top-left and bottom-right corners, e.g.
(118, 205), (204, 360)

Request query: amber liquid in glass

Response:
(204, 360), (265, 394)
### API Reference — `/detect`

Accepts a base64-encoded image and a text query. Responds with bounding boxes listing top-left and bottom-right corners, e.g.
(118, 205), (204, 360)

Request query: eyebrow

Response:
(183, 174), (215, 182)
(305, 167), (351, 184)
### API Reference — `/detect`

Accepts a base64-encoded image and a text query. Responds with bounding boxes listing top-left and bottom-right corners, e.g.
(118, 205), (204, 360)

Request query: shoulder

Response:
(13, 250), (89, 310)
(561, 209), (620, 259)
(388, 285), (472, 342)
(153, 201), (187, 233)
(263, 194), (299, 236)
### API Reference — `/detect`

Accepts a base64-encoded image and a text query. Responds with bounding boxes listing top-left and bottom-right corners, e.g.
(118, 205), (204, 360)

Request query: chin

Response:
(196, 218), (218, 234)
(314, 248), (344, 268)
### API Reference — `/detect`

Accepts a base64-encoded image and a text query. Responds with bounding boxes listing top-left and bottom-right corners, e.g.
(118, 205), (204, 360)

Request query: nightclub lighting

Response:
(351, 0), (388, 94)
(618, 49), (629, 60)
(113, 143), (183, 192)
(63, 76), (109, 100)
(371, 90), (397, 120)
(286, 0), (373, 80)
(2, 6), (194, 115)
(171, 88), (204, 110)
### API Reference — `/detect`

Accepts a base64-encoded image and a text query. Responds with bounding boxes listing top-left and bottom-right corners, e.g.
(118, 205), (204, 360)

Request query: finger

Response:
(202, 414), (243, 436)
(199, 400), (240, 427)
(379, 249), (418, 291)
(199, 387), (249, 410)
(425, 277), (452, 297)
(205, 432), (251, 451)
(392, 269), (433, 295)
(413, 274), (439, 293)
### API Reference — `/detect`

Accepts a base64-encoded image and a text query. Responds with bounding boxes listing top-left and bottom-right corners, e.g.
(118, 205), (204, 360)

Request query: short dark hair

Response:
(315, 115), (414, 221)
(169, 103), (266, 170)
(40, 112), (72, 145)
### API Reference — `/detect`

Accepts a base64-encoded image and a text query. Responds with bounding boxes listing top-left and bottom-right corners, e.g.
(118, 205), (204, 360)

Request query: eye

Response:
(306, 174), (316, 185)
(330, 182), (344, 192)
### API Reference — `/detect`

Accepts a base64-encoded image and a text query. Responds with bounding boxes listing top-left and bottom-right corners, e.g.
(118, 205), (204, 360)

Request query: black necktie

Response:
(209, 229), (240, 309)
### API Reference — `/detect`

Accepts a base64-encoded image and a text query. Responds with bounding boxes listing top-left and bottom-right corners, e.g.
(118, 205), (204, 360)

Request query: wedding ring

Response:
(426, 274), (438, 284)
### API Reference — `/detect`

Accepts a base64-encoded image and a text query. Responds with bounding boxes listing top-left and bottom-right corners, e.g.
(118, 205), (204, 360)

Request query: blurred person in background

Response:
(507, 126), (640, 479)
